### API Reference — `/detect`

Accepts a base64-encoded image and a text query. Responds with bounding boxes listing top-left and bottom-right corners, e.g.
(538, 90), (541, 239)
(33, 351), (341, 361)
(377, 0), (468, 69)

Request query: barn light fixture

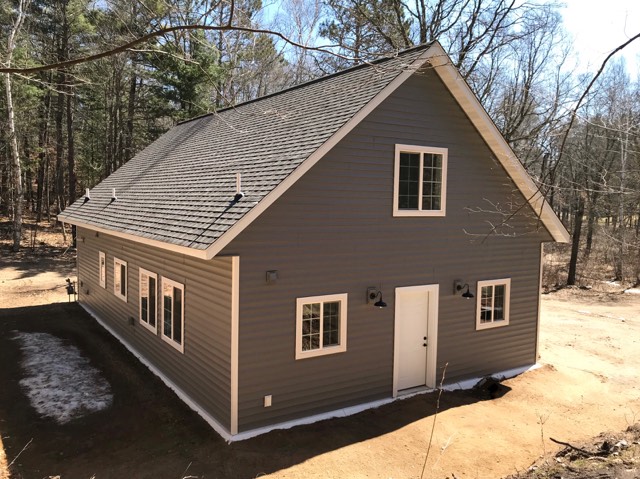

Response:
(367, 287), (387, 308)
(453, 280), (474, 299)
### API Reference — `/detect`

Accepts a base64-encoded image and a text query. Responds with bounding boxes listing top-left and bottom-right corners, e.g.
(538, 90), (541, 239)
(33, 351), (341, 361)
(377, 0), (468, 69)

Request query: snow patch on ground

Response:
(12, 331), (113, 424)
(624, 288), (640, 295)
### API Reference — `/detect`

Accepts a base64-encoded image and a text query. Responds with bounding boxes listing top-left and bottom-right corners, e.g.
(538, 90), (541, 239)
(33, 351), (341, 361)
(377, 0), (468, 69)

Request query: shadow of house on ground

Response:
(0, 303), (510, 479)
(0, 245), (76, 282)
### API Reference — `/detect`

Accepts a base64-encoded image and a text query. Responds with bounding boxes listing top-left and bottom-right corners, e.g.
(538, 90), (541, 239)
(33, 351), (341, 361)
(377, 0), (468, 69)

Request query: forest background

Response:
(0, 0), (639, 288)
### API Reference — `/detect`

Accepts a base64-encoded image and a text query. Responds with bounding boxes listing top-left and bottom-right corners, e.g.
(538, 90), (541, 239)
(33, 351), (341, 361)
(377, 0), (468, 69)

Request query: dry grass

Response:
(543, 227), (640, 292)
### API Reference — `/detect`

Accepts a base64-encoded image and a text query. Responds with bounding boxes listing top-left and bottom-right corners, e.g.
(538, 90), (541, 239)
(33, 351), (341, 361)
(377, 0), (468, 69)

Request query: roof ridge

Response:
(177, 43), (433, 126)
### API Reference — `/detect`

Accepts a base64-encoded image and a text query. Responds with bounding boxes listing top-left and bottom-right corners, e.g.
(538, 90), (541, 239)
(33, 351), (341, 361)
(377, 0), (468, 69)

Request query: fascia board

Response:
(427, 43), (570, 243)
(61, 218), (209, 259)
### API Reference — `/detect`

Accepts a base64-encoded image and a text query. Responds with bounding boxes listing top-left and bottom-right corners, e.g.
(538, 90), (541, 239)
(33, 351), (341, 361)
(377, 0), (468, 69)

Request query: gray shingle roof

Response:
(59, 45), (431, 250)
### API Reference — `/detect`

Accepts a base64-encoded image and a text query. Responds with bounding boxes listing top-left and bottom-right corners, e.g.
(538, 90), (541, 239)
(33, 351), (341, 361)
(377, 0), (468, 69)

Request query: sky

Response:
(560, 0), (640, 76)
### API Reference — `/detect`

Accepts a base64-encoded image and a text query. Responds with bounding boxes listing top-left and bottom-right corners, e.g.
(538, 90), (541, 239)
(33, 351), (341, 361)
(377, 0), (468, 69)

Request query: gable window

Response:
(476, 278), (511, 330)
(99, 251), (106, 288)
(113, 257), (127, 302)
(161, 278), (184, 353)
(393, 145), (447, 217)
(295, 293), (347, 359)
(139, 269), (158, 333)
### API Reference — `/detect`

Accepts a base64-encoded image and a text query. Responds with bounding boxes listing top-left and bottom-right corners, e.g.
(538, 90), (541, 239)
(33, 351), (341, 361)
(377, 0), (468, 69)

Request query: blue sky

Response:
(560, 0), (639, 75)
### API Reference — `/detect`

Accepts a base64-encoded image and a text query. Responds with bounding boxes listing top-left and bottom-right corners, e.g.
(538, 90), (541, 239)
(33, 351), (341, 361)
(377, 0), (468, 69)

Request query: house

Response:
(59, 41), (569, 441)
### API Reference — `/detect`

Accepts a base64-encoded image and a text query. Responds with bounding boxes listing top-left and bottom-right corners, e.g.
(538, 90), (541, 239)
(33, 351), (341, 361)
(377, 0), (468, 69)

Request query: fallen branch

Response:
(8, 438), (33, 468)
(549, 437), (598, 456)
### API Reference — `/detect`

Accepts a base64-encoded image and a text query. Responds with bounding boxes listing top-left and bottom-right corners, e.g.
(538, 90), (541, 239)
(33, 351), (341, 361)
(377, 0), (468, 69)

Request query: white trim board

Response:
(230, 256), (239, 435)
(427, 43), (569, 243)
(80, 303), (234, 443)
(66, 221), (209, 259)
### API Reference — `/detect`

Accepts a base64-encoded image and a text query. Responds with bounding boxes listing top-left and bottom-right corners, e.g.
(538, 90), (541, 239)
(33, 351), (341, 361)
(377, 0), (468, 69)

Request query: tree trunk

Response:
(54, 0), (69, 214)
(67, 85), (76, 203)
(54, 80), (65, 211)
(6, 72), (23, 251)
(585, 193), (598, 257)
(125, 72), (137, 162)
(36, 87), (52, 222)
(5, 0), (29, 251)
(614, 128), (628, 282)
(24, 135), (33, 210)
(567, 196), (584, 286)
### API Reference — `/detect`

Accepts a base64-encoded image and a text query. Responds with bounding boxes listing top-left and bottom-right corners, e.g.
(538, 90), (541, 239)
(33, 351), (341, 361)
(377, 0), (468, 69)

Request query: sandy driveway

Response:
(0, 250), (76, 308)
(1, 253), (639, 478)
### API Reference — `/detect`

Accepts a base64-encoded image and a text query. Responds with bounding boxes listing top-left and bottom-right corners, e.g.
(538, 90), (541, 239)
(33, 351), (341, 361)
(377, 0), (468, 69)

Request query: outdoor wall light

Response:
(367, 287), (388, 308)
(453, 280), (475, 299)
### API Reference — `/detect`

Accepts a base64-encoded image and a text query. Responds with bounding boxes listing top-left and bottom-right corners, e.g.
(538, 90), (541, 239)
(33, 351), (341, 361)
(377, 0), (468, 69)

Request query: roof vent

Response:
(84, 188), (90, 203)
(111, 188), (117, 202)
(234, 173), (245, 202)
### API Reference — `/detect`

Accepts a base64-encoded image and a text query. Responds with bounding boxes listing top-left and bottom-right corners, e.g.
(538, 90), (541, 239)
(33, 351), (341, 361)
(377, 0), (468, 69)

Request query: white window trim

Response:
(476, 278), (511, 330)
(113, 257), (127, 302)
(161, 277), (185, 354)
(295, 293), (348, 360)
(99, 251), (106, 288)
(393, 144), (448, 217)
(139, 268), (158, 334)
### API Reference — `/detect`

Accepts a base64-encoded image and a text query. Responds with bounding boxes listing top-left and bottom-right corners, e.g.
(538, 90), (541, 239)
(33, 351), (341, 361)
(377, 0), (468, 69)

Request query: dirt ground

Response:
(1, 239), (640, 478)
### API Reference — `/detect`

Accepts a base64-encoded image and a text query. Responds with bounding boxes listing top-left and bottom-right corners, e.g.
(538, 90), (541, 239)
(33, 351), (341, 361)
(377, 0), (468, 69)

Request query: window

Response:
(99, 251), (106, 288)
(295, 293), (347, 359)
(113, 257), (127, 302)
(393, 145), (447, 216)
(139, 269), (158, 333)
(476, 279), (511, 330)
(161, 277), (184, 353)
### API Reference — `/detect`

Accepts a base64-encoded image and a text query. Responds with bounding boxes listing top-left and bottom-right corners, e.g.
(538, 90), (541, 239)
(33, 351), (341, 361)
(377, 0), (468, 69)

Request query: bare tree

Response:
(4, 0), (30, 251)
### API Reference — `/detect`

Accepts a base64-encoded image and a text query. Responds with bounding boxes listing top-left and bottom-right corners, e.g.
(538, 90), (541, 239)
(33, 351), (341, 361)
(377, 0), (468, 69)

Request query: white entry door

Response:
(394, 285), (439, 395)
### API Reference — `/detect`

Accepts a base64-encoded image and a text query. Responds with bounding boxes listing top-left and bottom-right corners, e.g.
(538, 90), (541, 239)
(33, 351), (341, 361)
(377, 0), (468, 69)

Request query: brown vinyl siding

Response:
(76, 227), (234, 429)
(223, 67), (552, 431)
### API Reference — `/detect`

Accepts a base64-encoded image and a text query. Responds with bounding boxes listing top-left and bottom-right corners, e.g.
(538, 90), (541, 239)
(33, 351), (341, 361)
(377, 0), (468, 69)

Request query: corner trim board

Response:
(230, 256), (239, 435)
(535, 243), (544, 361)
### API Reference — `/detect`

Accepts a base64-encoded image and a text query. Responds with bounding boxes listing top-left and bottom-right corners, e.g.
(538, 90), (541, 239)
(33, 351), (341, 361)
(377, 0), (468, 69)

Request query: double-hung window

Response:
(161, 278), (184, 353)
(99, 251), (106, 288)
(476, 278), (511, 330)
(139, 269), (158, 333)
(113, 257), (127, 302)
(295, 293), (347, 359)
(393, 145), (447, 216)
